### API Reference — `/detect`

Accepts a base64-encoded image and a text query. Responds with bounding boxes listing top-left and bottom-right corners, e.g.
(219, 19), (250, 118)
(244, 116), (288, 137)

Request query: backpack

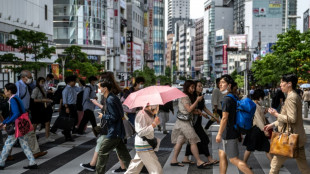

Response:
(226, 94), (256, 134)
(52, 85), (66, 105)
(76, 86), (92, 111)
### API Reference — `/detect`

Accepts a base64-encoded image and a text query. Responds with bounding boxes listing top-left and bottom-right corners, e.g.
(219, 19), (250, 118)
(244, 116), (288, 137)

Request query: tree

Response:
(133, 66), (156, 86)
(55, 45), (103, 81)
(252, 26), (310, 85)
(6, 29), (55, 78)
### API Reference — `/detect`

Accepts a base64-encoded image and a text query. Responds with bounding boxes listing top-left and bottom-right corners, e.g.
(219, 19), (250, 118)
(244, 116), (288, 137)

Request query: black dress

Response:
(185, 99), (211, 157)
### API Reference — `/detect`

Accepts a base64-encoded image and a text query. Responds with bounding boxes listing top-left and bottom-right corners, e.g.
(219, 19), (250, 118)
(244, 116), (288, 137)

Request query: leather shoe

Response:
(65, 137), (75, 142)
(23, 164), (38, 169)
(33, 151), (48, 159)
(6, 155), (14, 161)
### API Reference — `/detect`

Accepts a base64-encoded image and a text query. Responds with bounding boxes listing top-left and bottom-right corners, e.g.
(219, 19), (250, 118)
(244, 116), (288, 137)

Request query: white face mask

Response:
(26, 78), (32, 84)
(139, 84), (144, 89)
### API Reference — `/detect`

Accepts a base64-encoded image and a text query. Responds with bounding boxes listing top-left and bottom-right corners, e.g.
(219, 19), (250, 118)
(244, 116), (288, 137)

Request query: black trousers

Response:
(77, 109), (97, 133)
(204, 109), (222, 130)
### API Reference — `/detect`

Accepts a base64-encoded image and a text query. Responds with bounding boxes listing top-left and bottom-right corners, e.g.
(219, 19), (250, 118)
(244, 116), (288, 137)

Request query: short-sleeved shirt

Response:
(221, 95), (239, 140)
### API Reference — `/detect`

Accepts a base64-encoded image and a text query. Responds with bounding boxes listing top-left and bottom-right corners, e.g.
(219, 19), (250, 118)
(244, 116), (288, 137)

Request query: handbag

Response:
(57, 108), (75, 130)
(176, 112), (192, 121)
(269, 115), (299, 158)
(15, 112), (34, 138)
(141, 136), (158, 149)
(5, 123), (15, 135)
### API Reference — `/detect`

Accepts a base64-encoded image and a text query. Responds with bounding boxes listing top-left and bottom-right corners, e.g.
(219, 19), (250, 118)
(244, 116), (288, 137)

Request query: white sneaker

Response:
(46, 137), (55, 142)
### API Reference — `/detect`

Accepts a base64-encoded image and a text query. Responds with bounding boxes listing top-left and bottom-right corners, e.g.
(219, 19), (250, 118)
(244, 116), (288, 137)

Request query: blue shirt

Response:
(15, 80), (30, 110)
(3, 96), (26, 124)
(82, 84), (97, 111)
(62, 85), (82, 105)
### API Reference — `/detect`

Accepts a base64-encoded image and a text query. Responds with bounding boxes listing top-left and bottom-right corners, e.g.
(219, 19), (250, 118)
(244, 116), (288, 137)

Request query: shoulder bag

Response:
(269, 115), (299, 158)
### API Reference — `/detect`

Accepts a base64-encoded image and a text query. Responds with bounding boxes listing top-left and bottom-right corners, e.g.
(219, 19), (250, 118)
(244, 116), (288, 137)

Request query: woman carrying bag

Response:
(0, 83), (37, 170)
(264, 74), (310, 174)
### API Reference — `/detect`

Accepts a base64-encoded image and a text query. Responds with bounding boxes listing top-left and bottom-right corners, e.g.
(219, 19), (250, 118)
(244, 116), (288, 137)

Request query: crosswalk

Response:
(1, 126), (310, 174)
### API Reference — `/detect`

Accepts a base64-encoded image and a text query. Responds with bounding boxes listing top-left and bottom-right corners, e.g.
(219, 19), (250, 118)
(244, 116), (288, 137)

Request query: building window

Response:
(45, 5), (48, 20)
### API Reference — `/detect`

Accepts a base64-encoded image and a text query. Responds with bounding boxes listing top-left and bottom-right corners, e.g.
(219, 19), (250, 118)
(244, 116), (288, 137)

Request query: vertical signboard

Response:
(52, 64), (59, 80)
(126, 31), (133, 72)
(222, 44), (228, 75)
(133, 43), (142, 71)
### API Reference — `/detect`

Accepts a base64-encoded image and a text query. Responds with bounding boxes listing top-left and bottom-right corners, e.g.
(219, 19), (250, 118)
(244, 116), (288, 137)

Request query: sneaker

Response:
(46, 136), (55, 143)
(112, 167), (126, 173)
(80, 163), (95, 172)
(23, 164), (38, 169)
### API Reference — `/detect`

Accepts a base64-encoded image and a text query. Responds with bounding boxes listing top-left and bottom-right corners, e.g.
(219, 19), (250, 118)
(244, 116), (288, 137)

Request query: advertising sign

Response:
(253, 0), (282, 18)
(51, 64), (59, 80)
(216, 29), (224, 42)
(133, 43), (142, 71)
(223, 44), (228, 65)
(101, 35), (106, 47)
(127, 42), (132, 72)
(228, 35), (247, 48)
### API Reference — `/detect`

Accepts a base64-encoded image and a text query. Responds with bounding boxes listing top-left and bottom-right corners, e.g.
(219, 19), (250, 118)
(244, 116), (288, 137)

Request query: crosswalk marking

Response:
(162, 144), (190, 174)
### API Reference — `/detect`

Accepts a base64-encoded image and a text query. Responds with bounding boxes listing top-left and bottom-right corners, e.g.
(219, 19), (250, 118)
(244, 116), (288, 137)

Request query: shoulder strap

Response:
(19, 81), (28, 100)
(226, 93), (238, 102)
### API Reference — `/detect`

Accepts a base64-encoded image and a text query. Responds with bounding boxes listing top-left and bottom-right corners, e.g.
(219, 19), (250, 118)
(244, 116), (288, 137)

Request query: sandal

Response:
(211, 160), (219, 165)
(181, 160), (195, 165)
(197, 162), (211, 169)
(170, 162), (184, 167)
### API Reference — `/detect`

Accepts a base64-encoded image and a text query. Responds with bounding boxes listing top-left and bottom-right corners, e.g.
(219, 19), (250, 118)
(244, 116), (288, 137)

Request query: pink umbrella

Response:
(123, 86), (187, 109)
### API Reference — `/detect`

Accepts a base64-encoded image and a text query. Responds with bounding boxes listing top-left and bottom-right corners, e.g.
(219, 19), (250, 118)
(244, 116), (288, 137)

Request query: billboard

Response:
(304, 9), (310, 33)
(216, 29), (224, 42)
(223, 44), (228, 65)
(228, 35), (247, 48)
(52, 64), (59, 80)
(253, 0), (282, 18)
(133, 43), (142, 71)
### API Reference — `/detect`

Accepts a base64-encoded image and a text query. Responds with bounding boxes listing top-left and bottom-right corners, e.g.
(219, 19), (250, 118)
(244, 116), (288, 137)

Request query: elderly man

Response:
(15, 70), (47, 159)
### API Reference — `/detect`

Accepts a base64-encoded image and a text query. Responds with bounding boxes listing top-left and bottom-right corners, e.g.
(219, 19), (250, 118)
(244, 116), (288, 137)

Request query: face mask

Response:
(139, 84), (144, 89)
(221, 88), (228, 94)
(26, 78), (32, 84)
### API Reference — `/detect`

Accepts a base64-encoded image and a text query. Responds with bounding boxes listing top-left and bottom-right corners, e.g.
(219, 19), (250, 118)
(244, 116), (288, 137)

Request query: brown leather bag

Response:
(269, 115), (299, 158)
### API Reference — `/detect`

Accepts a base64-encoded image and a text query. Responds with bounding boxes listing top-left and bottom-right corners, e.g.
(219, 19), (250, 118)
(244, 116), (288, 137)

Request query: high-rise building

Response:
(203, 0), (233, 79)
(167, 0), (190, 34)
(166, 33), (174, 67)
(195, 18), (204, 78)
(0, 0), (54, 82)
(54, 0), (106, 64)
(186, 26), (195, 78)
(304, 9), (310, 33)
(153, 0), (165, 75)
(283, 0), (297, 32)
(127, 0), (144, 75)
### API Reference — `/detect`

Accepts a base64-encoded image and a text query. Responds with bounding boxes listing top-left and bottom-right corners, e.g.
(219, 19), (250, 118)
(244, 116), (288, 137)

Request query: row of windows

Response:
(54, 0), (105, 6)
(54, 27), (102, 41)
(0, 32), (16, 45)
(54, 22), (103, 29)
(54, 5), (105, 18)
(133, 27), (143, 39)
(133, 11), (143, 26)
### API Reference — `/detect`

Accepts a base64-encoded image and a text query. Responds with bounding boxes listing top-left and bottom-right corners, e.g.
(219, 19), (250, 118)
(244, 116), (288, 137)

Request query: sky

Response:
(164, 0), (309, 40)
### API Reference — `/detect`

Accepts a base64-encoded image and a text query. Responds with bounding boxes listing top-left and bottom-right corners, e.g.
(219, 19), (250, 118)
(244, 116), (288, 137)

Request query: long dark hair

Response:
(183, 80), (196, 103)
(36, 77), (46, 98)
(100, 72), (121, 95)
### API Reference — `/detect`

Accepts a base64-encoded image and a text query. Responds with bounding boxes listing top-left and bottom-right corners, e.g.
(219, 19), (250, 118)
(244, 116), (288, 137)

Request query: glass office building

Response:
(53, 0), (105, 45)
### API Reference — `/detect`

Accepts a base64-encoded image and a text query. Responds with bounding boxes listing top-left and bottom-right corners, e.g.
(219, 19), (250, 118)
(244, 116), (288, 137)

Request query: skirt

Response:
(171, 119), (200, 144)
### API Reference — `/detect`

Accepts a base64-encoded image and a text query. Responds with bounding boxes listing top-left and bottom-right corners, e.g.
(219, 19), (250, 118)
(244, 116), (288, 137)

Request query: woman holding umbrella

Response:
(125, 104), (162, 174)
(170, 80), (210, 169)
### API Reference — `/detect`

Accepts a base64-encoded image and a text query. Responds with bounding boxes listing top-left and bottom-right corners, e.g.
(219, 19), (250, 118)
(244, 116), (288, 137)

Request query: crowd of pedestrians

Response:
(0, 69), (310, 174)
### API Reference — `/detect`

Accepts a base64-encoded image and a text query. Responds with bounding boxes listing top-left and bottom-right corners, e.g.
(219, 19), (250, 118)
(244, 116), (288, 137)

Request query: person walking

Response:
(77, 76), (98, 135)
(15, 70), (47, 158)
(31, 77), (54, 142)
(271, 87), (285, 113)
(183, 81), (219, 166)
(0, 83), (37, 170)
(125, 105), (162, 174)
(205, 78), (223, 130)
(123, 77), (145, 125)
(243, 89), (272, 168)
(264, 74), (310, 174)
(302, 88), (310, 118)
(215, 75), (253, 174)
(170, 80), (209, 169)
(95, 81), (131, 174)
(158, 83), (174, 134)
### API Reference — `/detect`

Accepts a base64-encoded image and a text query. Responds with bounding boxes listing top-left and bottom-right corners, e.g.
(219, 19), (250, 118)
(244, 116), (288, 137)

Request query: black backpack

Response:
(52, 86), (66, 105)
(76, 86), (92, 111)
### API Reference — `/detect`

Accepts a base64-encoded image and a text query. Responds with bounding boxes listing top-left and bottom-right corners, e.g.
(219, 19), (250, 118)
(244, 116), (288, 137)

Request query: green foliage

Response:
(165, 66), (171, 77)
(252, 26), (310, 85)
(133, 66), (156, 86)
(231, 70), (237, 81)
(4, 29), (55, 78)
(179, 76), (187, 81)
(56, 45), (103, 80)
(157, 75), (171, 85)
(235, 75), (244, 89)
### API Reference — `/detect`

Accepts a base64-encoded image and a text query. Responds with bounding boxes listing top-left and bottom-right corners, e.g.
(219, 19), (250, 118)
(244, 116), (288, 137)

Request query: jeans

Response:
(0, 135), (36, 167)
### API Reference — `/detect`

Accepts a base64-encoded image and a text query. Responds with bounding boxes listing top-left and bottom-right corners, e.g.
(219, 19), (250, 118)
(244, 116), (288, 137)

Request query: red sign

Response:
(127, 42), (133, 72)
(223, 44), (228, 65)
